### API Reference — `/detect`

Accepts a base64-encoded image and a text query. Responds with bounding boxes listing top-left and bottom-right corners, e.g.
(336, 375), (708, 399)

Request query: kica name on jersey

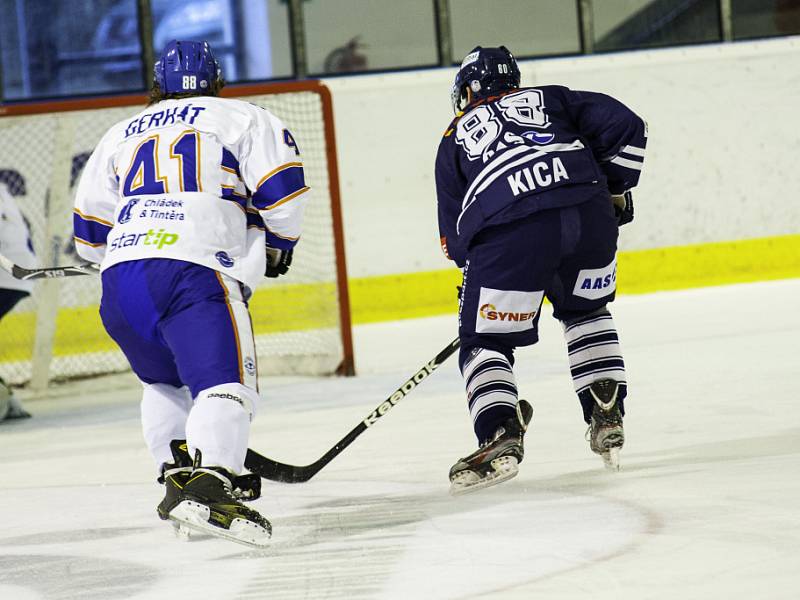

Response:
(507, 156), (569, 196)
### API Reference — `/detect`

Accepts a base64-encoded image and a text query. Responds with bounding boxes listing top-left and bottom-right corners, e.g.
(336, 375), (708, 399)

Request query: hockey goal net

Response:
(0, 81), (354, 389)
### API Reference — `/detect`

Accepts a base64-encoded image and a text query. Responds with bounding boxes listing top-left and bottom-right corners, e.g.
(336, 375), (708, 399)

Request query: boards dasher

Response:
(435, 46), (647, 494)
(73, 40), (309, 546)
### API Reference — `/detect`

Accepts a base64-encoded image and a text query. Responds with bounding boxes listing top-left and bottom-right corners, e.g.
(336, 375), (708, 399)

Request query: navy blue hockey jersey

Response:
(435, 85), (647, 267)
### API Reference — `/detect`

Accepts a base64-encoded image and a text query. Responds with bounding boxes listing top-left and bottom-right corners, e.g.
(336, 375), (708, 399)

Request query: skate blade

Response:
(601, 446), (621, 471)
(449, 456), (519, 496)
(170, 521), (191, 541)
(169, 500), (271, 549)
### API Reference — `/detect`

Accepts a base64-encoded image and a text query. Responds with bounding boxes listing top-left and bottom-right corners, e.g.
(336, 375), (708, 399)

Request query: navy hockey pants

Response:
(458, 195), (619, 368)
(100, 259), (257, 397)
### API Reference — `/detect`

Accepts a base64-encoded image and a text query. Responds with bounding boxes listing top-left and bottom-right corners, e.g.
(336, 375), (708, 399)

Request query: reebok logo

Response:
(208, 392), (245, 408)
(362, 359), (438, 427)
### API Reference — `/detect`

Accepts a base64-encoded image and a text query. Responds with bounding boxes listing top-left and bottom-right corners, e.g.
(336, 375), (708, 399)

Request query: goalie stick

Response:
(0, 253), (100, 280)
(244, 337), (461, 483)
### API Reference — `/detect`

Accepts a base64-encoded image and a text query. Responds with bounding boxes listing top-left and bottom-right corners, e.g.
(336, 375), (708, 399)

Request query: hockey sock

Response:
(562, 309), (627, 423)
(141, 383), (193, 470)
(185, 383), (259, 475)
(461, 347), (518, 443)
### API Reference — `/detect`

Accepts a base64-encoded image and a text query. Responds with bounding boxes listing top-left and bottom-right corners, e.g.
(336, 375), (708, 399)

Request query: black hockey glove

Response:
(265, 246), (293, 278)
(612, 190), (634, 226)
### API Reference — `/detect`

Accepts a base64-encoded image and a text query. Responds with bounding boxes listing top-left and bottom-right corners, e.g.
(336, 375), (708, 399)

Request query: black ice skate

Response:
(166, 450), (271, 548)
(585, 379), (625, 471)
(156, 440), (193, 527)
(449, 400), (534, 496)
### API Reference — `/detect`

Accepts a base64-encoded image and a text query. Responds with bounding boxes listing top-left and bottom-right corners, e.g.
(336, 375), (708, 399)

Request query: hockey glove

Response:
(612, 190), (634, 226)
(265, 246), (293, 278)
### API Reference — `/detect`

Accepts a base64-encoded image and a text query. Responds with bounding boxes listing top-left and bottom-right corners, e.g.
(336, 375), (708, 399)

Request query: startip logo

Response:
(479, 303), (536, 323)
(109, 228), (179, 252)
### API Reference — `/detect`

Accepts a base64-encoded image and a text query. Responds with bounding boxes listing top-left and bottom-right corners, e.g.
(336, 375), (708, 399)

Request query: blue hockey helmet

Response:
(451, 46), (520, 114)
(153, 40), (221, 95)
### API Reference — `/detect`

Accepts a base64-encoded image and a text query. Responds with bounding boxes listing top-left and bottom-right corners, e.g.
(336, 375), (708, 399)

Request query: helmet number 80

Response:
(182, 75), (197, 90)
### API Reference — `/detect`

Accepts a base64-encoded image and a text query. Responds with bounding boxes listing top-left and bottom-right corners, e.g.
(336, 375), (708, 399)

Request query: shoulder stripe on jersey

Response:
(265, 229), (299, 250)
(73, 208), (113, 227)
(74, 236), (106, 248)
(221, 149), (241, 176)
(621, 144), (646, 157)
(256, 162), (303, 190)
(246, 210), (265, 230)
(261, 186), (309, 211)
(220, 184), (247, 208)
(252, 163), (307, 210)
(73, 211), (112, 245)
(610, 156), (643, 170)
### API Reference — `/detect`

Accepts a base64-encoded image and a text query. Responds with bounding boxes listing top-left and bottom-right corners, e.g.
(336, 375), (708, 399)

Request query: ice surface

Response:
(1, 280), (799, 599)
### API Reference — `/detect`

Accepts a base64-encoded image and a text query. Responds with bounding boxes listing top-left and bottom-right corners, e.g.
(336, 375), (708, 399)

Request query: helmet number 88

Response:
(182, 75), (198, 90)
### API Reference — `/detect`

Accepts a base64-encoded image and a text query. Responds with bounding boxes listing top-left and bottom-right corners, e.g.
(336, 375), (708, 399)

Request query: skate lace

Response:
(193, 467), (238, 499)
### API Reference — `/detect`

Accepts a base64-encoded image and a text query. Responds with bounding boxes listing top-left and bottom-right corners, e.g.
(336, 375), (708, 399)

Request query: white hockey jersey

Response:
(73, 96), (309, 292)
(0, 182), (36, 294)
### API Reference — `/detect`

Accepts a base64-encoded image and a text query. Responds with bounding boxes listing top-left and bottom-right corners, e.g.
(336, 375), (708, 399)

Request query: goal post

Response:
(0, 80), (355, 388)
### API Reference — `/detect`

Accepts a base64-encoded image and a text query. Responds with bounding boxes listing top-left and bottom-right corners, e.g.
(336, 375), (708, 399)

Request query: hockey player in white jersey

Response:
(0, 179), (35, 421)
(73, 40), (309, 546)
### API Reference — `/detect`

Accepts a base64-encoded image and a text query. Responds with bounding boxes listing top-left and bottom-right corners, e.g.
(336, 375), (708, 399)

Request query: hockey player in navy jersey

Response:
(437, 46), (646, 494)
(74, 40), (309, 545)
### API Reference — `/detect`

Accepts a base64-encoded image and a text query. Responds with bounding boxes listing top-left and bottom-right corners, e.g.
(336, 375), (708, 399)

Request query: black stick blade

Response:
(244, 450), (319, 484)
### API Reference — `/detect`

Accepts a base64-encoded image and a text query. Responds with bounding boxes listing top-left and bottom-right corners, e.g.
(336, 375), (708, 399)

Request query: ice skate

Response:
(449, 400), (533, 496)
(156, 441), (194, 530)
(585, 379), (625, 470)
(165, 451), (271, 549)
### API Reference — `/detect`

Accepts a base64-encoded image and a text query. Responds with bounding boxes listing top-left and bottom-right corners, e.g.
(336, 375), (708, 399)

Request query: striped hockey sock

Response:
(462, 348), (518, 442)
(563, 309), (627, 423)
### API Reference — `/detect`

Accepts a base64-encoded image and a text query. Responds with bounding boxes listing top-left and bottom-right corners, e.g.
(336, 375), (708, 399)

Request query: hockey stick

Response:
(0, 253), (100, 280)
(1, 252), (460, 483)
(244, 337), (461, 483)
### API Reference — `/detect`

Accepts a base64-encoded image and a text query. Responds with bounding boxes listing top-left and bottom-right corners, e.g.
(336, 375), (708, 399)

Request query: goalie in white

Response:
(73, 40), (309, 547)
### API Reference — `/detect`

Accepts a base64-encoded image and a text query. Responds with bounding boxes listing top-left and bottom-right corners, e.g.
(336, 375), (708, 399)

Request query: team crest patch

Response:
(573, 259), (617, 300)
(522, 131), (555, 144)
(118, 198), (140, 224)
(215, 251), (234, 268)
(475, 287), (543, 334)
(243, 356), (256, 376)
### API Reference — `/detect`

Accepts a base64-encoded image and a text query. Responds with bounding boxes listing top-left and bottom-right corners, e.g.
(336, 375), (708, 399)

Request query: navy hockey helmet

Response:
(153, 40), (221, 95)
(451, 46), (520, 114)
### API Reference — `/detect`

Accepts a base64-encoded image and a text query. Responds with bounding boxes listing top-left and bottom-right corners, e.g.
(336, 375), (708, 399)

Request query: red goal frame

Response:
(0, 80), (356, 376)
